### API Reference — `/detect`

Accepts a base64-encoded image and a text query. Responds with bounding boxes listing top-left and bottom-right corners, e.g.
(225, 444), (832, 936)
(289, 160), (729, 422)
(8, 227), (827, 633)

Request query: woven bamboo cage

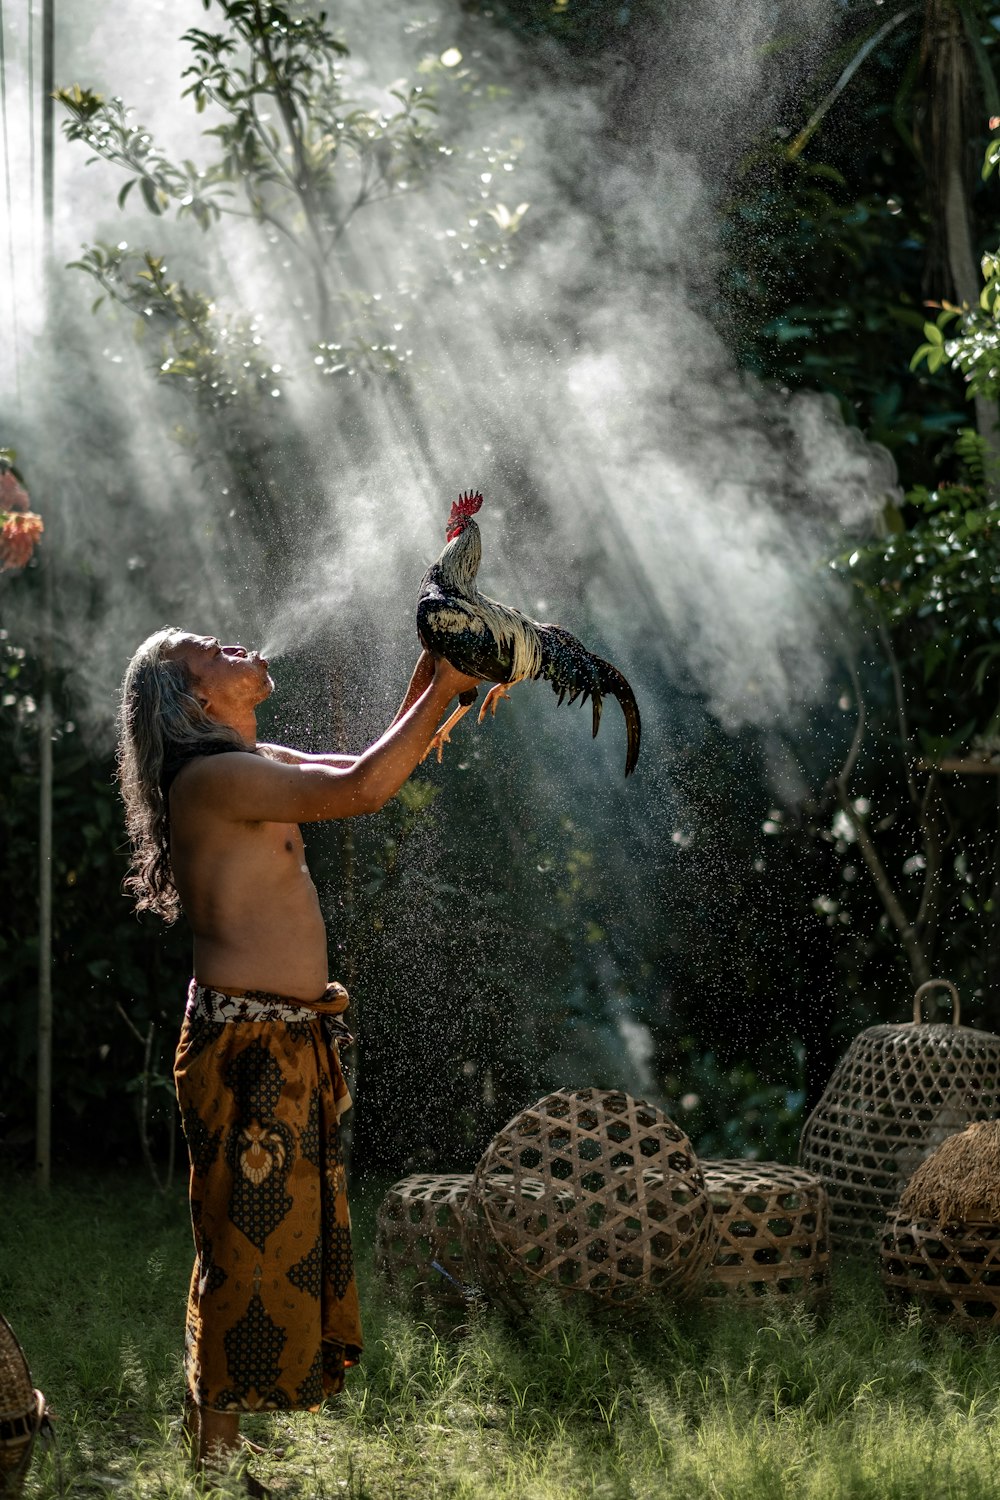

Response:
(701, 1161), (831, 1304)
(374, 1174), (473, 1312)
(880, 1120), (1000, 1329)
(0, 1317), (46, 1500)
(799, 980), (1000, 1255)
(463, 1088), (717, 1310)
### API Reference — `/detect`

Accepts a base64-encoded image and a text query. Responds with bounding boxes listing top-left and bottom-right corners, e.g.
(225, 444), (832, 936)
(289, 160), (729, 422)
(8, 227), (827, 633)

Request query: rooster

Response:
(415, 490), (641, 776)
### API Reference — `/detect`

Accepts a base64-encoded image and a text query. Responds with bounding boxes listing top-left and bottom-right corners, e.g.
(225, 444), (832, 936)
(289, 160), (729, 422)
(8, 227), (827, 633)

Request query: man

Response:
(116, 628), (479, 1486)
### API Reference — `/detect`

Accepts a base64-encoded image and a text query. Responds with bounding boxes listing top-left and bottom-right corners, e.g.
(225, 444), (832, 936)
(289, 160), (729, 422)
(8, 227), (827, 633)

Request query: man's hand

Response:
(392, 649), (478, 725)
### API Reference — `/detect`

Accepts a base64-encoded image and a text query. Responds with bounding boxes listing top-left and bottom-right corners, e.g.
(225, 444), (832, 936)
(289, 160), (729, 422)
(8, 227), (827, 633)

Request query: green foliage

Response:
(913, 239), (1000, 403)
(836, 429), (1000, 755)
(20, 0), (1000, 1172)
(717, 2), (1000, 1009)
(663, 1042), (807, 1162)
(55, 0), (528, 565)
(724, 143), (965, 466)
(791, 411), (1000, 1005)
(725, 3), (1000, 480)
(68, 244), (281, 413)
(458, 0), (650, 54)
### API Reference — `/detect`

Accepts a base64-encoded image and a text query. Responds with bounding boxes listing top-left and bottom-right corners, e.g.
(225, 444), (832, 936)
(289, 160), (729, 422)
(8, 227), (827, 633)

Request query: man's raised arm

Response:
(183, 655), (478, 824)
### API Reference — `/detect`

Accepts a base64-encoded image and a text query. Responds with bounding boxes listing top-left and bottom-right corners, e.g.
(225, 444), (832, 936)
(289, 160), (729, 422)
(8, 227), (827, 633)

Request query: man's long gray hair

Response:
(117, 626), (246, 923)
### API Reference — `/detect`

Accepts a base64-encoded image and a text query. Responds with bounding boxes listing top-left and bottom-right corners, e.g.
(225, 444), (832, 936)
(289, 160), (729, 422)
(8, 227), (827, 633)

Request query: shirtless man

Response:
(116, 628), (478, 1485)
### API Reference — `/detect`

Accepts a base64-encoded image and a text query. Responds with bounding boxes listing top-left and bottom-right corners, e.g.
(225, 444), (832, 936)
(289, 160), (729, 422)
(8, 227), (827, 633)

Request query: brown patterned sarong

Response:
(174, 979), (362, 1412)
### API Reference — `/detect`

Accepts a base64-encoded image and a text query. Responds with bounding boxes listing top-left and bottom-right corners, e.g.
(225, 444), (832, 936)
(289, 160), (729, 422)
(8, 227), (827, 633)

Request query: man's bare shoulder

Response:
(171, 750), (293, 818)
(169, 747), (362, 825)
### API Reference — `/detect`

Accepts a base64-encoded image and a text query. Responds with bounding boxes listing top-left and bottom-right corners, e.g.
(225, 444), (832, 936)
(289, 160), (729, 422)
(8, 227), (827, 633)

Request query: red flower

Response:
(0, 469), (30, 513)
(0, 511), (44, 570)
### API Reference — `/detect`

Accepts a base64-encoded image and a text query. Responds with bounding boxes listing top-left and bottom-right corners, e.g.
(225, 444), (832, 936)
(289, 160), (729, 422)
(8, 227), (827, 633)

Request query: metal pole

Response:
(41, 0), (51, 260)
(35, 0), (55, 1191)
(35, 581), (53, 1191)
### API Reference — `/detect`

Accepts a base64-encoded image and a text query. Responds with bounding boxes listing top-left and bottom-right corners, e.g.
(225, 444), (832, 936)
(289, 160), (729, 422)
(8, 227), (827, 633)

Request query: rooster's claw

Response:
(478, 683), (513, 722)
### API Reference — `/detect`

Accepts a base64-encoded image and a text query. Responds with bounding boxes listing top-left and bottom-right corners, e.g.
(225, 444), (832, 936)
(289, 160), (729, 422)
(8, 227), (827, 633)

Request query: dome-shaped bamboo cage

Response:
(463, 1088), (717, 1311)
(0, 1316), (47, 1500)
(701, 1160), (831, 1304)
(881, 1119), (1000, 1329)
(799, 980), (1000, 1255)
(374, 1174), (473, 1316)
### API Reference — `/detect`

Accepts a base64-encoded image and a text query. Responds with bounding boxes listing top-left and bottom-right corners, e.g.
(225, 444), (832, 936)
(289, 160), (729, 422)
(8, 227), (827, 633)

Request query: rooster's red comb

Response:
(448, 489), (484, 526)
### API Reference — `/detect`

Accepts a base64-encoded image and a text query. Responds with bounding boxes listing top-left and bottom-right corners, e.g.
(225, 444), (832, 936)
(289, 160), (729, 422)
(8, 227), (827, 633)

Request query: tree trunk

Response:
(925, 0), (1000, 480)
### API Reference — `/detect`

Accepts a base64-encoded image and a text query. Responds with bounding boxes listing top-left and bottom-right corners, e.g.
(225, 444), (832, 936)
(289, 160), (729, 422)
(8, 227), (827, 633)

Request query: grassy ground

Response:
(2, 1170), (1000, 1499)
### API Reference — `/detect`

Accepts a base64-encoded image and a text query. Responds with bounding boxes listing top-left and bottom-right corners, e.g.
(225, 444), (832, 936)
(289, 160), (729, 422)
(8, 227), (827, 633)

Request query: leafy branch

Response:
(58, 0), (443, 339)
(68, 243), (280, 414)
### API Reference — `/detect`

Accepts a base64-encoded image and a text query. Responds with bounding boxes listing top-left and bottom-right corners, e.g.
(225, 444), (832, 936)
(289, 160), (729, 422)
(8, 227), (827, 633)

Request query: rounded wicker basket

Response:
(0, 1316), (45, 1500)
(463, 1088), (717, 1311)
(799, 980), (1000, 1255)
(701, 1160), (831, 1304)
(374, 1173), (473, 1312)
(879, 1118), (1000, 1330)
(881, 1212), (1000, 1329)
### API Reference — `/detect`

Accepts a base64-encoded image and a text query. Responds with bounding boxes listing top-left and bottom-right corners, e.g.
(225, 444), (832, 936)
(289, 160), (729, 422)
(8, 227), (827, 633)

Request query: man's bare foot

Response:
(198, 1460), (273, 1497)
(196, 1409), (247, 1490)
(241, 1434), (284, 1459)
(198, 1455), (273, 1497)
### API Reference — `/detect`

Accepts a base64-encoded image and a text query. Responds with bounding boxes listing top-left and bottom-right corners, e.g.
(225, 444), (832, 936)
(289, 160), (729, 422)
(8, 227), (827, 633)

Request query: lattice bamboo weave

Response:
(881, 1212), (1000, 1329)
(464, 1088), (717, 1309)
(374, 1174), (473, 1311)
(701, 1161), (830, 1303)
(799, 981), (1000, 1255)
(0, 1317), (43, 1500)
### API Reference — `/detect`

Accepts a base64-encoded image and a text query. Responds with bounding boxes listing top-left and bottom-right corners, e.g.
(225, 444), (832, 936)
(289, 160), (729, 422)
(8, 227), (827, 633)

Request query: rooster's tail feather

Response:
(536, 625), (641, 777)
(595, 659), (641, 777)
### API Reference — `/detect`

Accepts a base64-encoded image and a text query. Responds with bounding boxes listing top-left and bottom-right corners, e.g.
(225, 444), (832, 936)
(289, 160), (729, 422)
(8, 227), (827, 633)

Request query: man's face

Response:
(168, 633), (274, 721)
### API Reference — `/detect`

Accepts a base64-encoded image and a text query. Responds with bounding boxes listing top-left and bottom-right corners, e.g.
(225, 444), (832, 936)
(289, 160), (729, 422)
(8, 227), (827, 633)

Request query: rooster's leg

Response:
(422, 701), (475, 764)
(477, 681), (516, 723)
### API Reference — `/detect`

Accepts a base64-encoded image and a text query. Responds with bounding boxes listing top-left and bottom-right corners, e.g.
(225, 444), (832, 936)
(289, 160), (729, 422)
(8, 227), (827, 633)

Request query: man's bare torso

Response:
(169, 753), (329, 1000)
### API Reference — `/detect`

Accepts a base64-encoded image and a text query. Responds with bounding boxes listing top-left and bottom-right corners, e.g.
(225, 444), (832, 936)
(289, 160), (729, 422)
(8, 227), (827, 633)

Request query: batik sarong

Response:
(174, 979), (362, 1412)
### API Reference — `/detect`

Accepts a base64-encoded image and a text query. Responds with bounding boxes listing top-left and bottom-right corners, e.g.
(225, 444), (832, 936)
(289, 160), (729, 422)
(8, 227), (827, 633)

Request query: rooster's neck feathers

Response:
(441, 519), (482, 596)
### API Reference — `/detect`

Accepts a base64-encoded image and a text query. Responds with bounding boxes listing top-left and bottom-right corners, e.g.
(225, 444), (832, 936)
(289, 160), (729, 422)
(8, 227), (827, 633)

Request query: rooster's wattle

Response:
(416, 490), (641, 776)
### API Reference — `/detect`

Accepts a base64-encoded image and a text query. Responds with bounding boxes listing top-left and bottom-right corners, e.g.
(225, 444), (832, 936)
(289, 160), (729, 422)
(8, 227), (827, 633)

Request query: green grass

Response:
(3, 1170), (1000, 1498)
